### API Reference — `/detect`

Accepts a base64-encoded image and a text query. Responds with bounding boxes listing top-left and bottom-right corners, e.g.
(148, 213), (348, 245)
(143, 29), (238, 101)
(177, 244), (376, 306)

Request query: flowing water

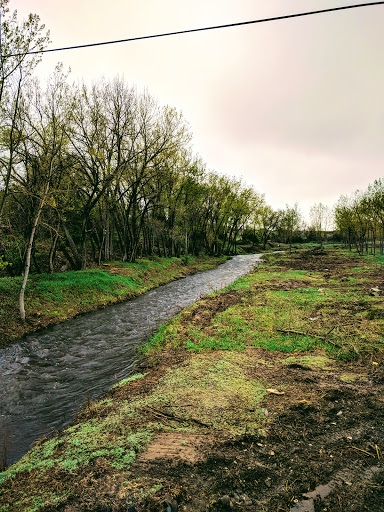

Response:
(0, 254), (263, 466)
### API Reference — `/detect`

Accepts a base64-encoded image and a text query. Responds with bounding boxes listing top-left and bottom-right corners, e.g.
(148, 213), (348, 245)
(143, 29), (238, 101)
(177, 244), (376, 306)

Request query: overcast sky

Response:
(11, 0), (384, 220)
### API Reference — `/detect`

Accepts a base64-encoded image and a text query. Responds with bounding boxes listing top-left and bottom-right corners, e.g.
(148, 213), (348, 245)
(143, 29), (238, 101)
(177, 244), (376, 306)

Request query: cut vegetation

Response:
(1, 247), (384, 511)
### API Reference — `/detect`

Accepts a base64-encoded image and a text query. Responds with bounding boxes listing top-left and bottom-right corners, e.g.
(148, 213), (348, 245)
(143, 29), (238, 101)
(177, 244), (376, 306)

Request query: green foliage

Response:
(141, 324), (168, 354)
(223, 275), (251, 291)
(140, 317), (182, 354)
(0, 275), (21, 293)
(255, 334), (318, 353)
(186, 335), (245, 352)
(0, 256), (11, 272)
(33, 270), (140, 300)
(60, 459), (78, 472)
(181, 254), (193, 265)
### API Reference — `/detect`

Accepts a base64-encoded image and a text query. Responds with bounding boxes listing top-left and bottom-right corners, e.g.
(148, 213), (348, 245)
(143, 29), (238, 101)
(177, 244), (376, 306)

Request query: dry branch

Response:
(276, 328), (341, 347)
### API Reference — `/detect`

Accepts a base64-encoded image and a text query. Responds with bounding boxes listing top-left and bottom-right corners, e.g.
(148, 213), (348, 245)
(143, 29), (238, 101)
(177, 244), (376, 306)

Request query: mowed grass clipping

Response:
(143, 248), (384, 360)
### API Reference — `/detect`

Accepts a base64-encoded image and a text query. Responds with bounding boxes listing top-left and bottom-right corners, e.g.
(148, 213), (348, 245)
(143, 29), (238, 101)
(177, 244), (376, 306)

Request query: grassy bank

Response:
(1, 247), (384, 511)
(0, 256), (228, 348)
(143, 247), (384, 360)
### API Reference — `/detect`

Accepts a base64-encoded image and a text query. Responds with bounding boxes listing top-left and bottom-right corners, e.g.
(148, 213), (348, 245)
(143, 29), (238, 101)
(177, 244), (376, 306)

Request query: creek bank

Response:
(0, 256), (228, 348)
(0, 254), (263, 469)
(1, 248), (384, 511)
(1, 347), (383, 512)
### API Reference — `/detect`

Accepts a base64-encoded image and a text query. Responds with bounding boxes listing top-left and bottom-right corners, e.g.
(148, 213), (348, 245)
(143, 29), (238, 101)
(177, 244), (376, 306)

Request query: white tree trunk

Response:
(19, 182), (50, 321)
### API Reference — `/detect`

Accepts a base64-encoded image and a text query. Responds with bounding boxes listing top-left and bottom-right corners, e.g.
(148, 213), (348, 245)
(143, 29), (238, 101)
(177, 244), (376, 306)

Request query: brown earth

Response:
(109, 348), (383, 512)
(109, 250), (384, 512)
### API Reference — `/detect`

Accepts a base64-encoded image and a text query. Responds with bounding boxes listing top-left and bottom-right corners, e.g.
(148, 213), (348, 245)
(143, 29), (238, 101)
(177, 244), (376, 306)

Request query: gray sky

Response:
(12, 0), (384, 220)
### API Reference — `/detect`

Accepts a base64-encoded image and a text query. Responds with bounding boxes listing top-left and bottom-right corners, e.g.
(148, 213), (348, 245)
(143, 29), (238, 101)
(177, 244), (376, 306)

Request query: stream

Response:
(0, 254), (263, 467)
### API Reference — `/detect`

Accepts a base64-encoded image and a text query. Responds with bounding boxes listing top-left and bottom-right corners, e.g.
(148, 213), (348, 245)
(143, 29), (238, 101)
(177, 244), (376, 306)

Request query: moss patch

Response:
(141, 352), (267, 435)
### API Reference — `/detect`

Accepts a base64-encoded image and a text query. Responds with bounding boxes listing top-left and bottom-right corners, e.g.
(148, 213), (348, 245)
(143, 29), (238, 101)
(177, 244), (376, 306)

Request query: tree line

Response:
(0, 2), (269, 285)
(0, 61), (272, 265)
(0, 2), (310, 282)
(335, 179), (384, 255)
(0, 2), (344, 319)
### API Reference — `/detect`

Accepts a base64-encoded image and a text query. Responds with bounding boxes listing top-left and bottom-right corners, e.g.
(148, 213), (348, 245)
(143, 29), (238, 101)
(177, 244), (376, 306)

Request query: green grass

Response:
(33, 270), (140, 301)
(186, 335), (246, 352)
(143, 248), (384, 360)
(112, 373), (146, 388)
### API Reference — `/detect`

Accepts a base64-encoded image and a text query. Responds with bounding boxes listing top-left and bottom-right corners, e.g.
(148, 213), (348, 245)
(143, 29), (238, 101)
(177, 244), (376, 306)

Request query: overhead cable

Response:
(4, 2), (384, 58)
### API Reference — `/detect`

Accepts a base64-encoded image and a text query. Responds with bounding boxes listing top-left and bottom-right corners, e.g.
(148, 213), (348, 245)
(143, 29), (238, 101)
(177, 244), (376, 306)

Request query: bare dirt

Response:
(117, 348), (384, 512)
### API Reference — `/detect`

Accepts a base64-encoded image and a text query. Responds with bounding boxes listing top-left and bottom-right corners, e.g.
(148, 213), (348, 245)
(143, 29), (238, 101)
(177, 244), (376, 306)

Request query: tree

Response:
(309, 203), (333, 248)
(335, 195), (356, 250)
(335, 181), (384, 255)
(254, 205), (282, 249)
(0, 1), (49, 104)
(279, 204), (302, 251)
(0, 0), (50, 218)
(12, 66), (70, 320)
(0, 71), (275, 286)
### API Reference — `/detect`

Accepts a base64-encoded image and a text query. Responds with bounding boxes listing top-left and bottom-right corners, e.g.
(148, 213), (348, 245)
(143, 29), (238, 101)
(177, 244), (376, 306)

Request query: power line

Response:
(5, 2), (384, 58)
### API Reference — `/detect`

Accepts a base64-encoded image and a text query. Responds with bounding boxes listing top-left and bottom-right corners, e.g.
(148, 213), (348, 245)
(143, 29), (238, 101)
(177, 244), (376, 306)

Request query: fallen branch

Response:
(276, 328), (341, 347)
(325, 326), (337, 338)
(277, 328), (308, 337)
(142, 407), (172, 426)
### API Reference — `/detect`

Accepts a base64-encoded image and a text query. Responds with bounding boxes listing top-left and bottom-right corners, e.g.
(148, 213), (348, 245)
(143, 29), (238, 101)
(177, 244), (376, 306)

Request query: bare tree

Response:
(310, 203), (333, 248)
(0, 0), (50, 219)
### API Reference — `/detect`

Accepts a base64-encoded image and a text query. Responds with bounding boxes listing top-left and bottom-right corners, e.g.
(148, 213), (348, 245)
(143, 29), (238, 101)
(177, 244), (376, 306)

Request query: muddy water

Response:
(0, 254), (263, 466)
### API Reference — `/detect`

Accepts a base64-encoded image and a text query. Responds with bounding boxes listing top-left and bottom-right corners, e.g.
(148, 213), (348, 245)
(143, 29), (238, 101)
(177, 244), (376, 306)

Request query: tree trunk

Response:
(62, 223), (82, 269)
(19, 183), (49, 321)
(0, 71), (22, 220)
(81, 218), (88, 270)
(49, 228), (60, 274)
